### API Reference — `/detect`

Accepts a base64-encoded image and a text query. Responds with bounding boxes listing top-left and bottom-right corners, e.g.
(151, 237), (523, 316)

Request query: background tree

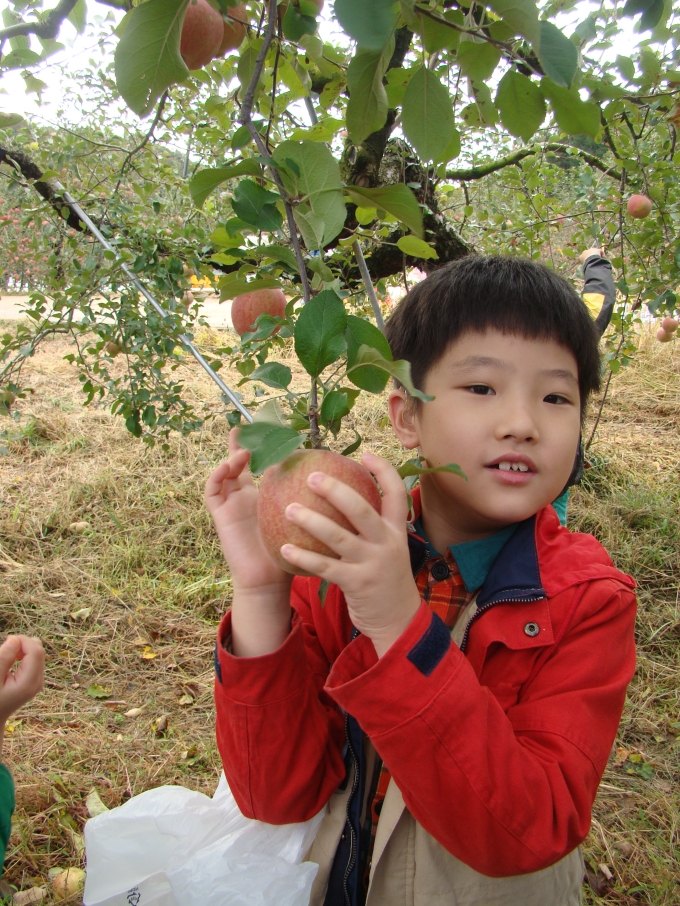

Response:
(1, 0), (679, 466)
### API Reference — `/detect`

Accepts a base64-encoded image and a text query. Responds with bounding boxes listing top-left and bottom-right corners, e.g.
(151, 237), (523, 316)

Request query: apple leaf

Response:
(344, 184), (423, 238)
(114, 0), (189, 117)
(320, 389), (355, 424)
(487, 0), (540, 45)
(346, 48), (389, 144)
(248, 362), (292, 390)
(457, 40), (502, 82)
(345, 315), (392, 392)
(495, 70), (546, 141)
(218, 276), (283, 301)
(294, 289), (348, 377)
(231, 180), (283, 232)
(402, 66), (456, 162)
(397, 235), (438, 260)
(189, 162), (264, 209)
(241, 314), (289, 343)
(348, 346), (433, 402)
(237, 423), (305, 474)
(537, 22), (578, 89)
(282, 4), (317, 41)
(334, 0), (397, 50)
(541, 79), (601, 137)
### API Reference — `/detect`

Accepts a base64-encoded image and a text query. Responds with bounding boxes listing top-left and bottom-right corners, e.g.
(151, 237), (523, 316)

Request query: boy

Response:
(206, 255), (636, 906)
(0, 635), (45, 873)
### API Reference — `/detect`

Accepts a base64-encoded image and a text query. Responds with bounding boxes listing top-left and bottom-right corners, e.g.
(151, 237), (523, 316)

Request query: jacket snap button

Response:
(524, 622), (540, 637)
(431, 560), (450, 582)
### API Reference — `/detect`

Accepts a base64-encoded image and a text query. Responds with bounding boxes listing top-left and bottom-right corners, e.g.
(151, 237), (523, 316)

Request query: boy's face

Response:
(389, 330), (582, 539)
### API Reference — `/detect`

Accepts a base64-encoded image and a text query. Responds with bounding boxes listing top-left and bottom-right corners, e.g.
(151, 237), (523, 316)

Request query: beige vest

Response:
(306, 599), (585, 906)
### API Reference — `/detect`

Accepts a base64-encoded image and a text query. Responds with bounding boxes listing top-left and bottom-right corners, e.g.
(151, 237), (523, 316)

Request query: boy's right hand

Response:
(579, 247), (604, 264)
(205, 429), (292, 598)
(0, 635), (44, 724)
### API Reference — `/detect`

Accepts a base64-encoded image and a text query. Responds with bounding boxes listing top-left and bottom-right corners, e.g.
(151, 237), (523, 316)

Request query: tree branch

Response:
(444, 143), (621, 182)
(0, 0), (79, 42)
(0, 145), (86, 231)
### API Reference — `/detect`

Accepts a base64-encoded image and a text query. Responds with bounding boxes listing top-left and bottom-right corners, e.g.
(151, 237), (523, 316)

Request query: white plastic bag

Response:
(83, 773), (325, 906)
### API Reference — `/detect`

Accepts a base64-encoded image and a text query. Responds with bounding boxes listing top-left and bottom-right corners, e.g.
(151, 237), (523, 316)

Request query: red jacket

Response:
(214, 494), (636, 879)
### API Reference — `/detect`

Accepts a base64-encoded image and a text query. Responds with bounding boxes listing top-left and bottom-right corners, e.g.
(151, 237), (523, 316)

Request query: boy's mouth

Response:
(485, 454), (537, 474)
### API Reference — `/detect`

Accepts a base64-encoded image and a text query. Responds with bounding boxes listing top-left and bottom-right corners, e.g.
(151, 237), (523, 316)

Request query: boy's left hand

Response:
(281, 452), (421, 658)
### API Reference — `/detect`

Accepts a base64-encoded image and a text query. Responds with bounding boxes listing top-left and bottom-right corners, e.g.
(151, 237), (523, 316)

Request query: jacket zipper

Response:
(459, 594), (545, 653)
(342, 710), (360, 906)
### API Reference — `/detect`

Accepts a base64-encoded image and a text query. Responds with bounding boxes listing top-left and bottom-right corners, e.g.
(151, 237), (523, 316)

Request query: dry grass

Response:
(0, 322), (678, 904)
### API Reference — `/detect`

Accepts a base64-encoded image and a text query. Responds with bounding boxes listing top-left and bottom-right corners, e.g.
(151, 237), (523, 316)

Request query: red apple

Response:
(627, 194), (653, 219)
(180, 0), (224, 70)
(656, 327), (672, 343)
(257, 449), (381, 575)
(217, 2), (247, 55)
(661, 316), (678, 333)
(231, 288), (286, 335)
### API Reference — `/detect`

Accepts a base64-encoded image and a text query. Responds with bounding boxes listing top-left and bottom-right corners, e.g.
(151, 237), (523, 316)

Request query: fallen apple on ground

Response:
(180, 0), (224, 70)
(627, 194), (653, 219)
(231, 288), (286, 335)
(257, 449), (382, 575)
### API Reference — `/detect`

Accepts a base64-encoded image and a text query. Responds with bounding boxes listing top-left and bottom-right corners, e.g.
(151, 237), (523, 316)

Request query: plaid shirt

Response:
(360, 540), (475, 890)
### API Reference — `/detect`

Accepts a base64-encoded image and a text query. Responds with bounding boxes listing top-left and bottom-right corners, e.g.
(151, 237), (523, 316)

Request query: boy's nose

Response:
(495, 404), (539, 442)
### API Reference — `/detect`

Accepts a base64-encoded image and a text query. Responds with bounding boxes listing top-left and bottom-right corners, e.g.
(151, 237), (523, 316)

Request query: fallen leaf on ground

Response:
(614, 746), (630, 765)
(598, 863), (613, 881)
(69, 608), (91, 620)
(86, 789), (110, 818)
(615, 841), (634, 859)
(178, 694), (194, 706)
(140, 646), (157, 660)
(68, 521), (91, 534)
(124, 707), (144, 718)
(584, 864), (612, 896)
(12, 888), (46, 906)
(86, 683), (111, 699)
(154, 714), (169, 737)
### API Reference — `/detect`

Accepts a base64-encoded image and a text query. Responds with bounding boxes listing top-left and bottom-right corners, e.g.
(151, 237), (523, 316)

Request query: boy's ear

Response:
(388, 388), (420, 450)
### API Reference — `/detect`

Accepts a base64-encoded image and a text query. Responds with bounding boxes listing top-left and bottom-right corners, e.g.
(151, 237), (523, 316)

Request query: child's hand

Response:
(205, 428), (292, 597)
(0, 635), (44, 725)
(579, 247), (604, 264)
(280, 452), (421, 657)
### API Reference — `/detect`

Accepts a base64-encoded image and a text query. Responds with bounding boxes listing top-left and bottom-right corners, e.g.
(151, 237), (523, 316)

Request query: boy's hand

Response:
(280, 452), (421, 658)
(579, 247), (604, 264)
(0, 635), (44, 725)
(205, 429), (293, 597)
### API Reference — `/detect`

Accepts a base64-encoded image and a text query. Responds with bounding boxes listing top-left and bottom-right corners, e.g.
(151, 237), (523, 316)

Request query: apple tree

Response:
(1, 0), (679, 466)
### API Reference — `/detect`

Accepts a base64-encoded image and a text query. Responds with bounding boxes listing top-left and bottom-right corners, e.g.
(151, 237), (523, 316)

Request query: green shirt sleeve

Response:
(0, 763), (15, 872)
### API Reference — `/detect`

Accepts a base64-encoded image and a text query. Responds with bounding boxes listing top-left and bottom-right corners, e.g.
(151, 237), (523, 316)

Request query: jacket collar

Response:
(407, 487), (545, 606)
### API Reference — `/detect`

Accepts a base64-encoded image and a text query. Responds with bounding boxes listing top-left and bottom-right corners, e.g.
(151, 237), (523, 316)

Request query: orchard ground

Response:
(0, 322), (678, 905)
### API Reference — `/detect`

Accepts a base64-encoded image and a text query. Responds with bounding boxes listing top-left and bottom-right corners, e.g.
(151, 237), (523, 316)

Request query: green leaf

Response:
(348, 346), (433, 402)
(0, 112), (24, 128)
(320, 390), (353, 424)
(253, 244), (299, 272)
(346, 49), (389, 144)
(396, 460), (466, 481)
(344, 185), (423, 238)
(615, 55), (636, 82)
(537, 22), (578, 89)
(248, 362), (292, 390)
(495, 70), (546, 141)
(219, 276), (283, 301)
(67, 0), (87, 34)
(385, 67), (415, 107)
(345, 315), (392, 392)
(272, 141), (346, 249)
(457, 40), (502, 82)
(340, 431), (363, 456)
(189, 161), (263, 209)
(433, 128), (461, 165)
(397, 235), (438, 260)
(114, 0), (189, 118)
(231, 180), (283, 232)
(487, 0), (540, 45)
(241, 314), (287, 342)
(623, 0), (665, 31)
(86, 683), (111, 700)
(294, 289), (348, 377)
(415, 9), (461, 52)
(318, 578), (330, 606)
(290, 117), (344, 142)
(572, 15), (597, 45)
(282, 4), (318, 41)
(238, 423), (305, 474)
(335, 0), (397, 50)
(402, 66), (455, 162)
(541, 79), (600, 137)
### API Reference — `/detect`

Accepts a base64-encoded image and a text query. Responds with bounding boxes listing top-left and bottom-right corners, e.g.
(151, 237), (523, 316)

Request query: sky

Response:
(0, 1), (658, 133)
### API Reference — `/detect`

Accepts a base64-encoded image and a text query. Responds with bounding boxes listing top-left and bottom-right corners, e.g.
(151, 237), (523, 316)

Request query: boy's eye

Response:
(467, 384), (494, 395)
(544, 393), (570, 405)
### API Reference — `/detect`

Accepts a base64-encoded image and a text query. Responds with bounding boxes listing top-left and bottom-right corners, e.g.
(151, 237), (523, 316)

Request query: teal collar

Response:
(413, 518), (518, 593)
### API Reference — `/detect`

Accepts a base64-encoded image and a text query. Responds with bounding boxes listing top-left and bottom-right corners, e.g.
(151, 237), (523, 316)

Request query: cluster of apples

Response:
(657, 316), (678, 343)
(180, 0), (248, 70)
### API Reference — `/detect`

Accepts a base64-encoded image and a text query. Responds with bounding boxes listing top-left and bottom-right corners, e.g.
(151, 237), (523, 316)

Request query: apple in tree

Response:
(231, 287), (286, 335)
(661, 316), (678, 333)
(180, 0), (224, 71)
(257, 449), (381, 575)
(217, 2), (248, 54)
(656, 327), (672, 343)
(627, 194), (653, 219)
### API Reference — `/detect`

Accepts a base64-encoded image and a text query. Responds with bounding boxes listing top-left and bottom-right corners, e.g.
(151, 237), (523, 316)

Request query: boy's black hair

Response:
(385, 255), (602, 414)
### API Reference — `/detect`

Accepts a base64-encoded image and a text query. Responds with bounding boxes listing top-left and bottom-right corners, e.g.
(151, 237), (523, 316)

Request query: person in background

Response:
(551, 247), (616, 526)
(0, 636), (45, 872)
